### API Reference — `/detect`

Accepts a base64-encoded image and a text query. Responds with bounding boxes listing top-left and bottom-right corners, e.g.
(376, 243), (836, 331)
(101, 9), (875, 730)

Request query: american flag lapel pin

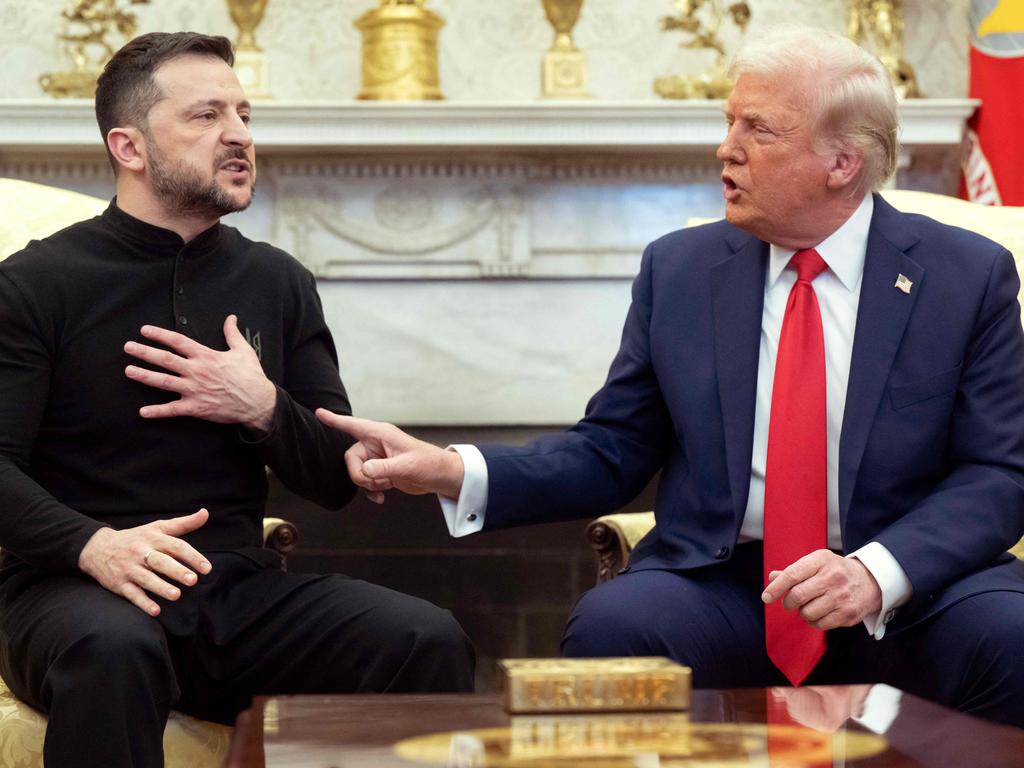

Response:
(894, 274), (913, 295)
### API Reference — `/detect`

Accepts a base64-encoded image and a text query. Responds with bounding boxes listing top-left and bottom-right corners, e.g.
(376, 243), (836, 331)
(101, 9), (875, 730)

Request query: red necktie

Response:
(764, 248), (828, 686)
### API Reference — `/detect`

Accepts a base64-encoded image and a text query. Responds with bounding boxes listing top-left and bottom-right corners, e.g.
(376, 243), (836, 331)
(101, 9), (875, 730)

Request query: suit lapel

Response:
(839, 196), (923, 532)
(712, 229), (768, 524)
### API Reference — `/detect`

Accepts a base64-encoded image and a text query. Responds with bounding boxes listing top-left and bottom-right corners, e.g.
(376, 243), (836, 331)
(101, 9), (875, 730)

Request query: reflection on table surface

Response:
(225, 685), (1024, 768)
(394, 715), (887, 767)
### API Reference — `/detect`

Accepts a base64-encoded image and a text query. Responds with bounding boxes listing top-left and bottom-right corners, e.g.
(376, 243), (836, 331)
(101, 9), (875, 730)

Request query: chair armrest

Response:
(262, 517), (298, 556)
(1010, 537), (1024, 561)
(585, 511), (656, 583)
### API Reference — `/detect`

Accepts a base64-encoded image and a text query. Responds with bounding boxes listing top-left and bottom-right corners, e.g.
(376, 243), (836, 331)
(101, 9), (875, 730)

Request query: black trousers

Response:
(0, 550), (475, 768)
(562, 543), (1024, 727)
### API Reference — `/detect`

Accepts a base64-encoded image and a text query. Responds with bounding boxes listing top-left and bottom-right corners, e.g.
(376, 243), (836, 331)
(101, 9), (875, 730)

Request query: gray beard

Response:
(147, 142), (253, 219)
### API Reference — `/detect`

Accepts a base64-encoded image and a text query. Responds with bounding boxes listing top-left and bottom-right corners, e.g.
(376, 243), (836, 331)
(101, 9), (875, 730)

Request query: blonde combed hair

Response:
(729, 26), (899, 195)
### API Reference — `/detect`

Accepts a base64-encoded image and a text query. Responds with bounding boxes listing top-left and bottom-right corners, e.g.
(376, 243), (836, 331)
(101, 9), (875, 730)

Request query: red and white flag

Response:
(962, 1), (1024, 205)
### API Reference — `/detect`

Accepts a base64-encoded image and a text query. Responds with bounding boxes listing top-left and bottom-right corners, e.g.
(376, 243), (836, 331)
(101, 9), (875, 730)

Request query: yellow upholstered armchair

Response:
(587, 191), (1024, 583)
(0, 178), (298, 766)
(0, 178), (107, 259)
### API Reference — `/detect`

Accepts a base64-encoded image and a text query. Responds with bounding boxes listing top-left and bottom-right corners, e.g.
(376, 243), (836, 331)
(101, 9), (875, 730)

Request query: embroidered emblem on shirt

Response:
(243, 327), (263, 361)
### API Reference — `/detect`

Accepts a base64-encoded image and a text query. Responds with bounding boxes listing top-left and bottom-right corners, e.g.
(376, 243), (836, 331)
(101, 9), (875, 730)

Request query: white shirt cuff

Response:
(437, 444), (487, 537)
(849, 542), (913, 640)
(854, 684), (903, 734)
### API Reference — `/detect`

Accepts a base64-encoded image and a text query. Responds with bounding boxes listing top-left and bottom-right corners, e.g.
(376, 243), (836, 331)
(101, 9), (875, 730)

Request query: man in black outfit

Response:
(0, 32), (474, 766)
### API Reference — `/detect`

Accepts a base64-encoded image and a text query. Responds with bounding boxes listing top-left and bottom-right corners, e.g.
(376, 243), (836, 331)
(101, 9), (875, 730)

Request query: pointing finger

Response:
(316, 410), (380, 442)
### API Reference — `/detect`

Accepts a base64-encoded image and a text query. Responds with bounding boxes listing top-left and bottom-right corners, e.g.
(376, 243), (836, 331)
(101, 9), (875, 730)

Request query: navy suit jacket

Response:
(481, 194), (1024, 631)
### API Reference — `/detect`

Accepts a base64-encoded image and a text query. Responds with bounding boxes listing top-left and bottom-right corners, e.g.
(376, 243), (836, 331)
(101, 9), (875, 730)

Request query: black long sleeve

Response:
(0, 201), (355, 576)
(241, 271), (357, 509)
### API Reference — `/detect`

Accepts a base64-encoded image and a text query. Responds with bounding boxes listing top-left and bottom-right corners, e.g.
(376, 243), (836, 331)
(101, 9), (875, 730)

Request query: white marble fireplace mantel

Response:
(0, 98), (977, 151)
(0, 99), (976, 424)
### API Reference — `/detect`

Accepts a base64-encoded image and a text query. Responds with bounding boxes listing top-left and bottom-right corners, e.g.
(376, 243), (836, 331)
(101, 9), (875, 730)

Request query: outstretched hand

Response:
(124, 315), (276, 433)
(315, 411), (465, 504)
(78, 508), (213, 617)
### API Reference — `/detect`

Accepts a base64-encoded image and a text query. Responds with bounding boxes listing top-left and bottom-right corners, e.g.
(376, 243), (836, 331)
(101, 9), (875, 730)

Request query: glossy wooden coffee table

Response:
(225, 687), (1024, 768)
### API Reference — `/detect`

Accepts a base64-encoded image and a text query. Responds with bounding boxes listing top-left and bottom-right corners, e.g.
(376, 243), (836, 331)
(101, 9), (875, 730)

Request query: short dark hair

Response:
(95, 32), (235, 172)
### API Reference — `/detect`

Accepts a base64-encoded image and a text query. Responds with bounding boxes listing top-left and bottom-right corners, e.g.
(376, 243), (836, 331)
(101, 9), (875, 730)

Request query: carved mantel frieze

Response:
(267, 153), (720, 279)
(276, 173), (531, 279)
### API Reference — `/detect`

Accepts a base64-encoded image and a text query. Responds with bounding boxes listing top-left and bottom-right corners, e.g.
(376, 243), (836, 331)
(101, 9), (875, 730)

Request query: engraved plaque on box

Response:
(499, 657), (691, 713)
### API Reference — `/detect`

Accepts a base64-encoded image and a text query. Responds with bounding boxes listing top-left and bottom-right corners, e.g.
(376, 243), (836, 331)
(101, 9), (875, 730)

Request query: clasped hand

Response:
(124, 314), (275, 433)
(761, 549), (883, 629)
(78, 509), (213, 616)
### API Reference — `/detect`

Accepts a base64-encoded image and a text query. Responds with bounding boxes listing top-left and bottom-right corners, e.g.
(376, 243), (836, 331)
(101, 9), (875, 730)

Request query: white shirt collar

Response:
(767, 194), (873, 292)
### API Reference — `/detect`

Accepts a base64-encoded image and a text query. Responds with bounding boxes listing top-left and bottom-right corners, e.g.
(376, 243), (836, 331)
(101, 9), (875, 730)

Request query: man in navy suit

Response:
(318, 27), (1024, 725)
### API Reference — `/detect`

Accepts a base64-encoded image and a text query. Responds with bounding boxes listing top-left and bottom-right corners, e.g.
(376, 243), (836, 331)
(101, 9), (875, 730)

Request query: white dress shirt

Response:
(440, 194), (912, 639)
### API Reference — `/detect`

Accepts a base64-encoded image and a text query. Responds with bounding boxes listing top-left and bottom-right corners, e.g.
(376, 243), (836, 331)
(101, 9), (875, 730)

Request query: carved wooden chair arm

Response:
(262, 517), (299, 556)
(585, 511), (656, 583)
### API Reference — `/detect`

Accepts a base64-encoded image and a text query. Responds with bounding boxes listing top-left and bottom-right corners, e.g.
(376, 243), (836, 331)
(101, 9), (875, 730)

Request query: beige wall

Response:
(0, 0), (969, 100)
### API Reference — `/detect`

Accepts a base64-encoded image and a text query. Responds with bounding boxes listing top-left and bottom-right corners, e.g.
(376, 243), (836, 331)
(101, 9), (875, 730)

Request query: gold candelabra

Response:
(226, 0), (271, 99)
(540, 0), (591, 98)
(355, 0), (445, 101)
(848, 0), (922, 98)
(39, 0), (150, 98)
(654, 0), (751, 99)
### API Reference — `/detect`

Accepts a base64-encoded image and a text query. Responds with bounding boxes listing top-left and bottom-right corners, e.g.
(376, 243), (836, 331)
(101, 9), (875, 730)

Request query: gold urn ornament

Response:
(540, 0), (591, 98)
(226, 0), (272, 99)
(355, 0), (445, 101)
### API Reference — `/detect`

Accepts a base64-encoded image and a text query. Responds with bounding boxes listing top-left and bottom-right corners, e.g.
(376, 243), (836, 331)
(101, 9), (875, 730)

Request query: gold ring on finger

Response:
(143, 549), (155, 569)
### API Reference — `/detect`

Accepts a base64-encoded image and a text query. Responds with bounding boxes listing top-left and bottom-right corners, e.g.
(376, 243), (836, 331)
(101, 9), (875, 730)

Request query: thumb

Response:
(363, 455), (418, 482)
(162, 507), (210, 535)
(223, 314), (246, 349)
(362, 458), (395, 480)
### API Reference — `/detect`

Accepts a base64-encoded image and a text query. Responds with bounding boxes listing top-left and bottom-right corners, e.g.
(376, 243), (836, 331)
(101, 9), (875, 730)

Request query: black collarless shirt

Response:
(0, 201), (355, 577)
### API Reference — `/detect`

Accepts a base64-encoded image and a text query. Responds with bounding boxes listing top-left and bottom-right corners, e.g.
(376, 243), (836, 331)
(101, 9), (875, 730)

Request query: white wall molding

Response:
(0, 99), (978, 153)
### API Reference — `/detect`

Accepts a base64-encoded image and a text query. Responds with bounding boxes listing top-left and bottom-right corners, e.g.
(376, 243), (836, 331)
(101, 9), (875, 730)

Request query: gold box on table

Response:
(498, 657), (691, 713)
